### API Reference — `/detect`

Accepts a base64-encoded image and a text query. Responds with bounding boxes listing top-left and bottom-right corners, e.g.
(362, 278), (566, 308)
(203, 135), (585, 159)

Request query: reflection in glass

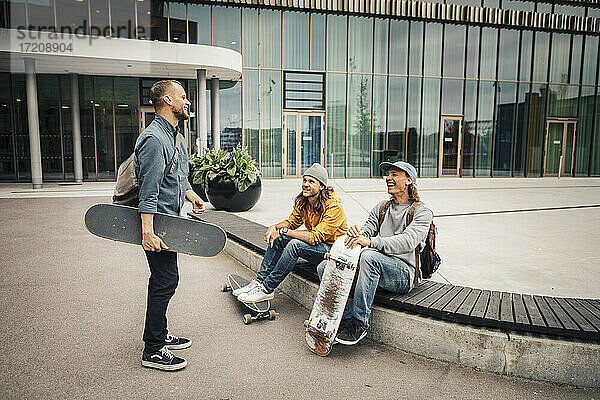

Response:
(60, 75), (73, 179)
(8, 0), (26, 28)
(372, 76), (387, 176)
(259, 70), (282, 177)
(213, 6), (241, 52)
(259, 9), (281, 68)
(389, 20), (408, 75)
(110, 0), (136, 39)
(532, 32), (549, 82)
(37, 75), (63, 180)
(300, 115), (322, 173)
(56, 0), (89, 34)
(592, 91), (600, 176)
(387, 76), (407, 161)
(242, 69), (259, 161)
(582, 36), (599, 85)
(421, 78), (441, 177)
(169, 1), (187, 43)
(135, 0), (151, 40)
(28, 0), (55, 31)
(348, 16), (373, 73)
(326, 73), (347, 177)
(114, 77), (139, 166)
(536, 3), (551, 13)
(475, 81), (495, 176)
(441, 119), (461, 176)
(374, 19), (389, 74)
(441, 79), (463, 116)
(409, 22), (423, 75)
(520, 31), (533, 81)
(79, 75), (95, 179)
(443, 24), (465, 78)
(90, 0), (109, 36)
(406, 78), (421, 168)
(570, 35), (582, 85)
(549, 33), (570, 83)
(327, 15), (347, 72)
(494, 82), (517, 176)
(466, 27), (480, 78)
(462, 80), (477, 176)
(514, 83), (530, 176)
(285, 115), (296, 175)
(0, 73), (15, 179)
(310, 13), (326, 70)
(347, 74), (372, 177)
(94, 76), (115, 179)
(424, 23), (442, 77)
(480, 28), (498, 80)
(554, 5), (584, 16)
(283, 11), (309, 70)
(502, 0), (533, 11)
(575, 86), (595, 176)
(219, 81), (242, 151)
(548, 85), (578, 117)
(242, 8), (258, 67)
(188, 4), (211, 45)
(526, 83), (547, 176)
(498, 29), (519, 81)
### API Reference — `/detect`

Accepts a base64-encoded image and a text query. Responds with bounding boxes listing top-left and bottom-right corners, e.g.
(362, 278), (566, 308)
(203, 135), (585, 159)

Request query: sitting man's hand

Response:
(264, 226), (281, 248)
(347, 225), (363, 238)
(345, 234), (371, 249)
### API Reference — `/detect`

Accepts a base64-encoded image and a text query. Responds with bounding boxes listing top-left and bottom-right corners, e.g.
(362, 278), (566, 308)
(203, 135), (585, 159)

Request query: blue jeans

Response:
(257, 236), (330, 293)
(317, 248), (411, 329)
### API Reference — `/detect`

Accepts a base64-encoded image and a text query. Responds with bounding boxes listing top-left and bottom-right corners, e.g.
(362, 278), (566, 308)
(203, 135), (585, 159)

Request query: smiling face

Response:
(301, 175), (323, 198)
(385, 167), (412, 196)
(165, 82), (191, 121)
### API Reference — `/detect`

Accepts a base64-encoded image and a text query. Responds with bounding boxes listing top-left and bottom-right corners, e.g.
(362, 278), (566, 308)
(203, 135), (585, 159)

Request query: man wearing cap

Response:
(236, 163), (348, 303)
(318, 161), (433, 345)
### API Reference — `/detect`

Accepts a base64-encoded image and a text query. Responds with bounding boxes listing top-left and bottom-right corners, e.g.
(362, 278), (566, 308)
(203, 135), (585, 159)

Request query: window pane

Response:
(169, 1), (186, 43)
(532, 32), (549, 82)
(259, 70), (282, 177)
(310, 13), (325, 70)
(78, 75), (95, 179)
(28, 0), (55, 31)
(59, 75), (73, 179)
(582, 36), (599, 85)
(56, 0), (89, 34)
(466, 27), (480, 79)
(242, 8), (258, 67)
(441, 79), (463, 116)
(387, 76), (406, 160)
(90, 0), (109, 37)
(549, 33), (570, 83)
(94, 76), (115, 179)
(188, 4), (210, 45)
(327, 15), (347, 72)
(498, 29), (519, 81)
(259, 9), (280, 68)
(592, 91), (600, 176)
(374, 18), (388, 74)
(536, 3), (551, 13)
(554, 5), (584, 16)
(570, 35), (582, 85)
(443, 24), (465, 78)
(389, 20), (408, 75)
(483, 0), (499, 7)
(526, 83), (546, 176)
(145, 0), (168, 41)
(213, 6), (241, 52)
(372, 76), (387, 176)
(447, 0), (480, 5)
(110, 0), (135, 39)
(0, 73), (15, 179)
(548, 84), (578, 117)
(326, 73), (346, 177)
(421, 78), (441, 177)
(347, 74), (372, 177)
(113, 77), (138, 167)
(513, 83), (530, 176)
(520, 31), (533, 81)
(406, 77), (421, 168)
(462, 80), (477, 176)
(424, 23), (442, 77)
(283, 11), (309, 70)
(503, 0), (533, 11)
(493, 82), (517, 176)
(220, 81), (242, 151)
(575, 86), (595, 176)
(135, 0), (151, 40)
(37, 75), (63, 180)
(480, 28), (498, 80)
(242, 69), (259, 161)
(409, 22), (423, 75)
(476, 81), (495, 176)
(348, 16), (373, 73)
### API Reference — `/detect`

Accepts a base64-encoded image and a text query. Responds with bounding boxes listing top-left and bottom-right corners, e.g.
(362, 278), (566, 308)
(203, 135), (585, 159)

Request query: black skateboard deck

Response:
(221, 274), (276, 324)
(84, 203), (226, 257)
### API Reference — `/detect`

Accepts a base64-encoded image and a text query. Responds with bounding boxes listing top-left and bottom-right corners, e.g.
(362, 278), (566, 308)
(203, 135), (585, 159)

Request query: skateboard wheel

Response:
(220, 283), (229, 292)
(269, 310), (277, 320)
(303, 319), (309, 328)
(243, 314), (252, 325)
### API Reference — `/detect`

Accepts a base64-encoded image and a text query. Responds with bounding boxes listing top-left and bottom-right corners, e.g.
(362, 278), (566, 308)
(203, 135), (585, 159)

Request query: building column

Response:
(70, 73), (83, 183)
(24, 58), (43, 189)
(196, 69), (207, 155)
(210, 78), (220, 150)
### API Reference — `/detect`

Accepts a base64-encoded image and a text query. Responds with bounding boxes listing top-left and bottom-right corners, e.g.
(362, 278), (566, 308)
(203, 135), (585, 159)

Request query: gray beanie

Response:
(303, 163), (328, 187)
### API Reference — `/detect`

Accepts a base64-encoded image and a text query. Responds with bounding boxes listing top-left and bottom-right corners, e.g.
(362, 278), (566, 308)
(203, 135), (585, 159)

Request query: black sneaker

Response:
(165, 331), (192, 350)
(335, 319), (368, 346)
(141, 346), (187, 371)
(334, 319), (352, 344)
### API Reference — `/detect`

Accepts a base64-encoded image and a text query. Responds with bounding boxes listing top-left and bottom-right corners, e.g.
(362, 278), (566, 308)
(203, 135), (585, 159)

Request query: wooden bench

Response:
(193, 210), (600, 342)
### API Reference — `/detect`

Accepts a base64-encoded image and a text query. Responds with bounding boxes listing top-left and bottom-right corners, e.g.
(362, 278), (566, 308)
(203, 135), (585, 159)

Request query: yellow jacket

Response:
(282, 190), (348, 246)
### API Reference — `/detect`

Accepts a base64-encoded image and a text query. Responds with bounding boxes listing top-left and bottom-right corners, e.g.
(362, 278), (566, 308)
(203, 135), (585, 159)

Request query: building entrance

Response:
(439, 116), (463, 177)
(282, 112), (325, 177)
(544, 120), (577, 177)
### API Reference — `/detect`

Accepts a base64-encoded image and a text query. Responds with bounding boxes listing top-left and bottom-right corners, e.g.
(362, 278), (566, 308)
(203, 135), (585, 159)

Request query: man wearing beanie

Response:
(316, 160), (433, 345)
(236, 163), (348, 303)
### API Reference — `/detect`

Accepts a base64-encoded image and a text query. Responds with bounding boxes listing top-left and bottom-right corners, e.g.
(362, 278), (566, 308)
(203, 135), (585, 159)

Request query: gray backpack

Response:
(113, 134), (180, 207)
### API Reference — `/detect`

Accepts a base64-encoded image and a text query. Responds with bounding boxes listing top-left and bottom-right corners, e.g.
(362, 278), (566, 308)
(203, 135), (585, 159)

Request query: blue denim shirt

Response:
(134, 114), (192, 216)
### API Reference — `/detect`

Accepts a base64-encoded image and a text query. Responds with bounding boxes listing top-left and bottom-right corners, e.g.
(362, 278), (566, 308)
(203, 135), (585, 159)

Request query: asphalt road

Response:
(0, 196), (598, 399)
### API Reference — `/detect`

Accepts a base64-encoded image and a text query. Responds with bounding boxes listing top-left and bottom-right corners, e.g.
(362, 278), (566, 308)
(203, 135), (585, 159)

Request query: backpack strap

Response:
(406, 201), (423, 288)
(378, 199), (394, 227)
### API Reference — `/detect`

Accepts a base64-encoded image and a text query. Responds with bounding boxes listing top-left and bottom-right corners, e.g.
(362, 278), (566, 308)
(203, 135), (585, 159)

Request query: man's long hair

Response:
(294, 186), (333, 213)
(408, 183), (420, 202)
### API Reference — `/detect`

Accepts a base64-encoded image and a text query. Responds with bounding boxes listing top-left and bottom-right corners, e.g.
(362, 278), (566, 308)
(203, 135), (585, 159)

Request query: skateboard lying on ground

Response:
(305, 235), (362, 356)
(84, 203), (227, 257)
(221, 274), (277, 325)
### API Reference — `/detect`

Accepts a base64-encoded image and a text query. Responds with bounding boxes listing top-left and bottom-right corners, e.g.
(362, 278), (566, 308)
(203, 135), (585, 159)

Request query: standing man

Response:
(318, 161), (433, 345)
(135, 80), (205, 371)
(235, 163), (348, 303)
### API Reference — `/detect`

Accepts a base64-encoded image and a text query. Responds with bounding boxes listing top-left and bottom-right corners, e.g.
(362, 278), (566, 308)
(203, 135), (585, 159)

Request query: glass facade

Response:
(2, 1), (600, 181)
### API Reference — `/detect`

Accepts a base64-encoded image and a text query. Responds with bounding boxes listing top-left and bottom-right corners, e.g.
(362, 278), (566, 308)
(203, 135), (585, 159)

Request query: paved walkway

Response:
(4, 177), (596, 298)
(0, 196), (598, 399)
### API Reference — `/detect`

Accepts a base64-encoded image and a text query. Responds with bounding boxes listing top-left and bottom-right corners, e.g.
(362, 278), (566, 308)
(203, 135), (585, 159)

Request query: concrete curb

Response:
(224, 238), (600, 388)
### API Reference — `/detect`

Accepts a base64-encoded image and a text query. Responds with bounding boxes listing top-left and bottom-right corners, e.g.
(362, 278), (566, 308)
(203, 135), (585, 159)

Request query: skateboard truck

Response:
(324, 253), (354, 270)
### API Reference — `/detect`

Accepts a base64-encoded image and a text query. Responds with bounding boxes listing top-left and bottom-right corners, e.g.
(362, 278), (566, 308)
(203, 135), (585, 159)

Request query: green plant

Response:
(189, 145), (260, 193)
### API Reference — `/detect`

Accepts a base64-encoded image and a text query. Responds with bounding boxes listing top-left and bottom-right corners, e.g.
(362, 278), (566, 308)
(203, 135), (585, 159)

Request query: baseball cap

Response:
(379, 161), (417, 183)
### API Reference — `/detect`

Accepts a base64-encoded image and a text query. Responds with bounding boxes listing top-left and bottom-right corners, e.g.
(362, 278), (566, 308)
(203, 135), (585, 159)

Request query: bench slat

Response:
(577, 299), (600, 330)
(522, 294), (547, 334)
(512, 294), (531, 330)
(484, 291), (501, 327)
(542, 296), (581, 337)
(470, 290), (491, 321)
(416, 284), (455, 309)
(499, 292), (514, 328)
(402, 283), (447, 312)
(555, 298), (598, 338)
(455, 289), (481, 323)
(393, 280), (436, 302)
(534, 296), (564, 335)
(430, 285), (464, 317)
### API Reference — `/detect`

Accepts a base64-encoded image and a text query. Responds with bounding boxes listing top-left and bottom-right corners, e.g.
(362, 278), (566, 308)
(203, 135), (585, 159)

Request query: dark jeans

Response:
(143, 250), (179, 353)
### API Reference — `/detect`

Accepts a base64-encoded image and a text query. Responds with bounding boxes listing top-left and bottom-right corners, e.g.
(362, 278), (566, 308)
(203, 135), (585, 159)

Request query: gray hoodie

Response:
(361, 200), (434, 288)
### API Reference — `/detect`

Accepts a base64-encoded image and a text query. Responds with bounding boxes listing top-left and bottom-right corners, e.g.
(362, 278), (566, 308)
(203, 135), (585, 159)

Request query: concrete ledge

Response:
(224, 238), (600, 388)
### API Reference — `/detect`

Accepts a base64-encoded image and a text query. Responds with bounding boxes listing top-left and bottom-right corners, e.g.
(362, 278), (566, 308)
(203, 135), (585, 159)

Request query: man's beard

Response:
(173, 107), (189, 121)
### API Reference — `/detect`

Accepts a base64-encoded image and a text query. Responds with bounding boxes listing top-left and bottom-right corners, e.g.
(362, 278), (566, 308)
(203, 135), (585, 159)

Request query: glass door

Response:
(439, 116), (463, 177)
(544, 120), (576, 177)
(140, 107), (155, 132)
(282, 112), (324, 177)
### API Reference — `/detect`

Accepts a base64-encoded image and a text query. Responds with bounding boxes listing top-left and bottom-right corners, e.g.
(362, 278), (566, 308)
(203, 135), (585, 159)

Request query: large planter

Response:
(206, 175), (262, 212)
(188, 171), (208, 202)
